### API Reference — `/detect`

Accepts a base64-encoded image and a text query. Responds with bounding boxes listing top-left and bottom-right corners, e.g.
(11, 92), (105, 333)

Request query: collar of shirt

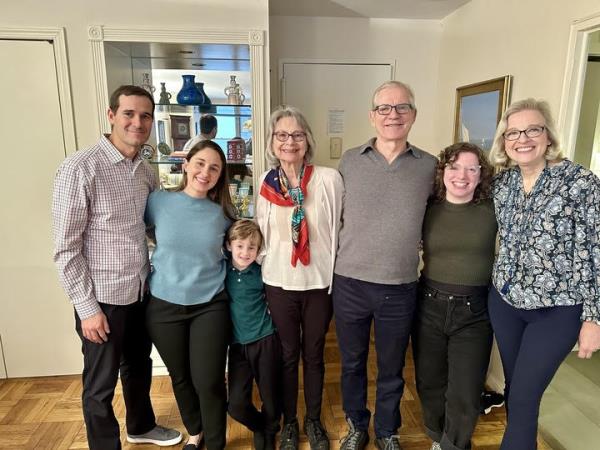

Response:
(228, 261), (260, 277)
(358, 137), (422, 159)
(100, 134), (142, 166)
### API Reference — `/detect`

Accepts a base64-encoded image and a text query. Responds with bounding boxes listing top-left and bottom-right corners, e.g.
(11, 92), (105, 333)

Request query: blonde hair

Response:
(265, 105), (316, 168)
(227, 219), (263, 248)
(489, 98), (564, 170)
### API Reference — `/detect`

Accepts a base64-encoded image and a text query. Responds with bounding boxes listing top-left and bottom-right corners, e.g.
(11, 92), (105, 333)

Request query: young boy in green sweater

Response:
(225, 219), (281, 450)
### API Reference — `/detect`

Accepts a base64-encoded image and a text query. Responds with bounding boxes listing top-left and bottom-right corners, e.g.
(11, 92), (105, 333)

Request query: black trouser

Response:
(333, 274), (417, 438)
(146, 293), (230, 450)
(264, 285), (333, 422)
(488, 287), (582, 450)
(74, 300), (156, 450)
(412, 281), (492, 450)
(227, 333), (282, 435)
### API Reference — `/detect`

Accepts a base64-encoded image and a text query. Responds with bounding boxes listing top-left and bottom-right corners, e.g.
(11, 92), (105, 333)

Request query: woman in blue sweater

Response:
(145, 140), (235, 450)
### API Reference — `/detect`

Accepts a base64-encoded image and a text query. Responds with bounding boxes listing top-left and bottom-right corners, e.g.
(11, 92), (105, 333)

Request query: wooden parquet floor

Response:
(0, 323), (551, 450)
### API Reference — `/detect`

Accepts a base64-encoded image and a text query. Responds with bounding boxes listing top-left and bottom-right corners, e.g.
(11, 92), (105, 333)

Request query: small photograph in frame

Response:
(170, 115), (191, 140)
(454, 76), (511, 151)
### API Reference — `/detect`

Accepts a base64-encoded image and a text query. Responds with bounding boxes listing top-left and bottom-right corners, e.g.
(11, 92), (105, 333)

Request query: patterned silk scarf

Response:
(260, 164), (314, 266)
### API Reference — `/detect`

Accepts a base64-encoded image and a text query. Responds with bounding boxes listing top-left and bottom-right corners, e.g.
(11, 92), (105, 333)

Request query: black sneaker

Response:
(279, 419), (299, 450)
(375, 435), (402, 450)
(480, 390), (505, 415)
(340, 418), (369, 450)
(304, 417), (330, 450)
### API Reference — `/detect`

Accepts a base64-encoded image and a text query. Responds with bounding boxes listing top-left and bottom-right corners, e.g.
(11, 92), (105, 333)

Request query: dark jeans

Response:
(332, 274), (417, 438)
(412, 282), (492, 450)
(74, 300), (156, 450)
(264, 285), (333, 422)
(227, 333), (282, 435)
(488, 286), (582, 450)
(146, 293), (230, 450)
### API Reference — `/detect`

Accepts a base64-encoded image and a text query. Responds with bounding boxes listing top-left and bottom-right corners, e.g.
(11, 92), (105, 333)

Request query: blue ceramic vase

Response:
(176, 75), (203, 105)
(195, 82), (212, 112)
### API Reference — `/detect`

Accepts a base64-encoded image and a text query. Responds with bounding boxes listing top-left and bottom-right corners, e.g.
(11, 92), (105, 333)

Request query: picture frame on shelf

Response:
(453, 75), (511, 151)
(170, 115), (191, 139)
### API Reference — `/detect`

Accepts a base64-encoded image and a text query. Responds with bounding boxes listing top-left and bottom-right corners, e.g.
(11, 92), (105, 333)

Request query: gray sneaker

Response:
(340, 418), (369, 450)
(375, 435), (402, 450)
(126, 425), (183, 446)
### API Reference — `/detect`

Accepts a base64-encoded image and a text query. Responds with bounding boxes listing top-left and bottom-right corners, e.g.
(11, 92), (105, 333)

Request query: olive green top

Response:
(421, 199), (497, 286)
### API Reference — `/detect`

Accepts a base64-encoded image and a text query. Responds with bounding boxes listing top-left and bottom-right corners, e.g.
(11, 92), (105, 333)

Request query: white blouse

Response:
(255, 165), (343, 293)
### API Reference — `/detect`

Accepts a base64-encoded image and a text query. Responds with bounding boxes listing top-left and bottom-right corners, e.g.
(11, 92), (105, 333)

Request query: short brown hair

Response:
(227, 219), (263, 248)
(109, 85), (155, 114)
(434, 142), (493, 203)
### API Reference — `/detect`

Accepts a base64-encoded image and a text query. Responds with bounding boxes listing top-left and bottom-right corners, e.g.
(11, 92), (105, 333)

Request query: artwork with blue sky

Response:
(459, 90), (499, 150)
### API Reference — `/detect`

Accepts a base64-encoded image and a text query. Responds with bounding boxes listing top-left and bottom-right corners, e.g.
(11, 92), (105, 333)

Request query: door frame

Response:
(558, 12), (600, 159)
(0, 27), (76, 153)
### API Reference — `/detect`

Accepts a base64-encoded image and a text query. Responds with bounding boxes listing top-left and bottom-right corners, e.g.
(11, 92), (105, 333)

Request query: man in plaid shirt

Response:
(52, 85), (181, 449)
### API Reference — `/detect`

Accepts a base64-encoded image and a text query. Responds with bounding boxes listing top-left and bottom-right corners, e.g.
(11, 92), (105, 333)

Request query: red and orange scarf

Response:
(260, 165), (314, 266)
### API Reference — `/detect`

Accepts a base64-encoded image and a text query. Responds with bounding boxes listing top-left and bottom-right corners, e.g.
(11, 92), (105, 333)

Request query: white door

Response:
(0, 39), (81, 377)
(281, 62), (393, 168)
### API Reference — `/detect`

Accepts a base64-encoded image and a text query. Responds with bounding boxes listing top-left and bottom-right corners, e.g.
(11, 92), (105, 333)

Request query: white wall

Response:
(435, 0), (600, 152)
(269, 16), (443, 153)
(3, 0), (269, 150)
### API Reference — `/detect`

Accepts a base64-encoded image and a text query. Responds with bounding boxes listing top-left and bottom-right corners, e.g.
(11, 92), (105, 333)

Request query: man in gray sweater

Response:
(333, 81), (436, 450)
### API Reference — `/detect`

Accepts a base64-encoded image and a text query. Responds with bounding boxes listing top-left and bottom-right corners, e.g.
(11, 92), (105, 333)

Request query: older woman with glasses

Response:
(489, 98), (600, 449)
(255, 106), (343, 450)
(412, 142), (497, 450)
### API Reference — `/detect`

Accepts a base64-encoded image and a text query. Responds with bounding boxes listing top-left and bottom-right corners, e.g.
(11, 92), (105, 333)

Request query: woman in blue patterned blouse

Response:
(489, 98), (600, 449)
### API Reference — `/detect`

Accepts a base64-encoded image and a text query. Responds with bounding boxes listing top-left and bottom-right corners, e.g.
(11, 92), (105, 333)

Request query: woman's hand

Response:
(577, 321), (600, 359)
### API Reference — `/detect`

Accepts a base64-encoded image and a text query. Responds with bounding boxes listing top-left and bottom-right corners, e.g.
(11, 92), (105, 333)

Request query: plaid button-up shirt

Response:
(52, 135), (158, 319)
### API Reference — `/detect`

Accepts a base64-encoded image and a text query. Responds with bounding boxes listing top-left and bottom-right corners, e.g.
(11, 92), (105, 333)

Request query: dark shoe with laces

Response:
(480, 390), (505, 414)
(304, 417), (330, 450)
(279, 419), (299, 450)
(340, 418), (369, 450)
(375, 435), (402, 450)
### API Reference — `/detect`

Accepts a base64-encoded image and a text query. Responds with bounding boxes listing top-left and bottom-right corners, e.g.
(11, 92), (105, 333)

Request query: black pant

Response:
(332, 274), (417, 438)
(488, 287), (582, 450)
(146, 294), (230, 450)
(74, 301), (156, 450)
(412, 282), (492, 450)
(227, 333), (282, 435)
(264, 285), (333, 422)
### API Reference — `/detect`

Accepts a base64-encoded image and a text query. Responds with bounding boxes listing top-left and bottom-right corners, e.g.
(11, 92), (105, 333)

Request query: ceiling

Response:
(269, 0), (472, 20)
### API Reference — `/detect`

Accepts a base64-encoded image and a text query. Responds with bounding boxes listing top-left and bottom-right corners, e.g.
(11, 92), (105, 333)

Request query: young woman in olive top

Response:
(412, 142), (497, 450)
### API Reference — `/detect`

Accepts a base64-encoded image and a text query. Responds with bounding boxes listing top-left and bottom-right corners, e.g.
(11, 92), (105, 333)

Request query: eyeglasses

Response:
(273, 131), (307, 142)
(445, 163), (481, 175)
(372, 103), (415, 115)
(503, 125), (546, 141)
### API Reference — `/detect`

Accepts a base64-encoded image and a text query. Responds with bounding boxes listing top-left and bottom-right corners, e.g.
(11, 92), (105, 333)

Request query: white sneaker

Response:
(430, 442), (442, 450)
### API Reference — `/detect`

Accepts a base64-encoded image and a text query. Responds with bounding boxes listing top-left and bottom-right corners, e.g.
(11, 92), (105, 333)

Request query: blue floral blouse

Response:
(492, 160), (600, 322)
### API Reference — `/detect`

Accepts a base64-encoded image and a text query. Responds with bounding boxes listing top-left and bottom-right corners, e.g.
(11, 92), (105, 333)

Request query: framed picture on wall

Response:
(453, 76), (511, 151)
(170, 115), (191, 140)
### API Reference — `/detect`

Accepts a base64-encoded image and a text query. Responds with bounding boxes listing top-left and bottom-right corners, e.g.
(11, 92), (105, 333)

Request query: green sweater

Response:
(225, 262), (275, 345)
(421, 199), (497, 286)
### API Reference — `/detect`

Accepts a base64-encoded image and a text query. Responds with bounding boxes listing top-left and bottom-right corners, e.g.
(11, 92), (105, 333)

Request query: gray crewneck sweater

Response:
(335, 138), (436, 284)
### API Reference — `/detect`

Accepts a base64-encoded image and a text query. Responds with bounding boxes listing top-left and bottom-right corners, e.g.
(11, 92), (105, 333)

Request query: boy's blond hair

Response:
(227, 219), (263, 248)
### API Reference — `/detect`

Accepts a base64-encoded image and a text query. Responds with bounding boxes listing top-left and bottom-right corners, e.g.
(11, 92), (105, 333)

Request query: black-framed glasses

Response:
(503, 125), (546, 141)
(273, 131), (307, 142)
(373, 103), (414, 115)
